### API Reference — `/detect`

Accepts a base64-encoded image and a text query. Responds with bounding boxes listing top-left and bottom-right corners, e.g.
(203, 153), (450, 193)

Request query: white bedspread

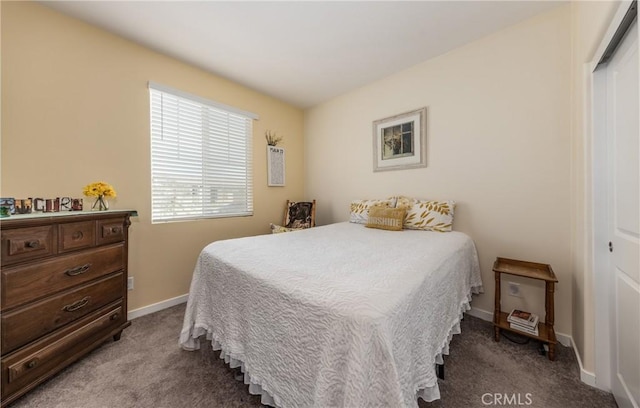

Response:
(180, 222), (483, 407)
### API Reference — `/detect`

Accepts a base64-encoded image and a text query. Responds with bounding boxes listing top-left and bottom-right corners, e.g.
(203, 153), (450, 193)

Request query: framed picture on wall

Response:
(267, 145), (285, 186)
(373, 107), (427, 172)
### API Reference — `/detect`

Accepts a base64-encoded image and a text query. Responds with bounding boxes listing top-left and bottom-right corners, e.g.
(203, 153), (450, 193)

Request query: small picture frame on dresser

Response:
(59, 197), (72, 211)
(33, 198), (45, 212)
(0, 197), (15, 215)
(14, 199), (32, 214)
(71, 198), (83, 211)
(44, 198), (60, 212)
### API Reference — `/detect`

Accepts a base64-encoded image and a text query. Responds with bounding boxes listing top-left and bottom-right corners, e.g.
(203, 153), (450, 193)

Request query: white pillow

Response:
(349, 198), (397, 224)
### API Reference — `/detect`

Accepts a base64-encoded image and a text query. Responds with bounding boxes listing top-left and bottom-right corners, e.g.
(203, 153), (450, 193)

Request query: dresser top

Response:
(1, 210), (138, 225)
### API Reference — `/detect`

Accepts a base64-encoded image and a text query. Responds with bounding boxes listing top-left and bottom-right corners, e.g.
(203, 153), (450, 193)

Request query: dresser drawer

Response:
(1, 244), (125, 310)
(1, 225), (56, 267)
(1, 273), (123, 354)
(58, 221), (95, 253)
(96, 218), (126, 245)
(1, 302), (125, 402)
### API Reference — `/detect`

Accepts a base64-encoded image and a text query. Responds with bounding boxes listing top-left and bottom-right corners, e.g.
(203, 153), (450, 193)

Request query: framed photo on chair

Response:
(284, 200), (316, 229)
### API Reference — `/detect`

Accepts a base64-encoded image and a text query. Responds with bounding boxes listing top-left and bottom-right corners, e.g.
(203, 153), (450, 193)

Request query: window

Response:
(149, 82), (258, 223)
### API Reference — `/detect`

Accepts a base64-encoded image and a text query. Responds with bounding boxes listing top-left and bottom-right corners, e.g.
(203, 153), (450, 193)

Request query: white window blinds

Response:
(149, 82), (256, 223)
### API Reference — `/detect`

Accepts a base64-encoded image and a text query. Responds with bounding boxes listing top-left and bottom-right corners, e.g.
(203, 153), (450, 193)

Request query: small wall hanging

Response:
(267, 146), (285, 187)
(266, 130), (285, 186)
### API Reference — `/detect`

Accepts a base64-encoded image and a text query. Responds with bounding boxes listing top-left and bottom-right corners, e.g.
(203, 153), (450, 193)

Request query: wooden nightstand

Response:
(492, 257), (558, 360)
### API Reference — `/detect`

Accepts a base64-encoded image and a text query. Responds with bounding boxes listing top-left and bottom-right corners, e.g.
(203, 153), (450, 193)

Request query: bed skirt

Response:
(180, 284), (483, 407)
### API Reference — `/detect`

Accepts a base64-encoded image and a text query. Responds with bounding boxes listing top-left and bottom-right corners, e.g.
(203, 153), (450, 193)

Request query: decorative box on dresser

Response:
(0, 210), (136, 406)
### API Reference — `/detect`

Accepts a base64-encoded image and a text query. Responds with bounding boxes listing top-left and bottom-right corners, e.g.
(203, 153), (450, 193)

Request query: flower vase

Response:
(92, 195), (109, 211)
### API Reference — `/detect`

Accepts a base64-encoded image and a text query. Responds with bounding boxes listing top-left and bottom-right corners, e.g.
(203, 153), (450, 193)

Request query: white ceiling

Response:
(43, 1), (565, 108)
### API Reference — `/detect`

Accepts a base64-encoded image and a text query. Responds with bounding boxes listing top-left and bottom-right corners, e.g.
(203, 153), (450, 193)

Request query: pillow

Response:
(366, 207), (406, 231)
(270, 223), (300, 234)
(390, 195), (416, 209)
(349, 198), (397, 224)
(400, 199), (455, 232)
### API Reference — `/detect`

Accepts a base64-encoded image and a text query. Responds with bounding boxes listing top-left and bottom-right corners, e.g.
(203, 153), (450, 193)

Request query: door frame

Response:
(589, 0), (637, 392)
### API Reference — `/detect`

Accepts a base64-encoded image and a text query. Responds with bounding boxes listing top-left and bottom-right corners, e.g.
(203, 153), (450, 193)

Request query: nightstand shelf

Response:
(493, 257), (558, 360)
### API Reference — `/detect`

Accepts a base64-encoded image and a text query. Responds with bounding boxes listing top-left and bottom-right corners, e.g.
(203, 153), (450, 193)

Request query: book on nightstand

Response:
(507, 309), (539, 328)
(509, 321), (539, 336)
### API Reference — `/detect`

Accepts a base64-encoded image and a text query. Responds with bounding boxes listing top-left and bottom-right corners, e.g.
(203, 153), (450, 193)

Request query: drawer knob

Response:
(26, 360), (38, 369)
(71, 231), (84, 240)
(25, 240), (40, 249)
(62, 296), (90, 312)
(65, 263), (92, 276)
(111, 227), (120, 234)
(110, 313), (119, 321)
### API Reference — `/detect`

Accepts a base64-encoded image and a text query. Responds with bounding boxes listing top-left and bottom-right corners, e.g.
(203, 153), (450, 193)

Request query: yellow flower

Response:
(82, 181), (117, 198)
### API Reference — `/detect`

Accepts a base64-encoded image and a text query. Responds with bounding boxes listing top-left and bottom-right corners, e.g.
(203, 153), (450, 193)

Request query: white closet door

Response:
(606, 20), (639, 408)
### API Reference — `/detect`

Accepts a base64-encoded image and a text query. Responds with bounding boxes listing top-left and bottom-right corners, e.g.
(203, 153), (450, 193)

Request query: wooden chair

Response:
(283, 200), (316, 229)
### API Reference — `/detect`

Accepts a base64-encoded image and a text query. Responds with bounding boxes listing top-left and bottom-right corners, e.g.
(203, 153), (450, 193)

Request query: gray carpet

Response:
(9, 304), (617, 408)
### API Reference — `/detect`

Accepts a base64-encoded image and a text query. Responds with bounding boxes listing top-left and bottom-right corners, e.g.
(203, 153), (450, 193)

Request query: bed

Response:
(179, 222), (483, 407)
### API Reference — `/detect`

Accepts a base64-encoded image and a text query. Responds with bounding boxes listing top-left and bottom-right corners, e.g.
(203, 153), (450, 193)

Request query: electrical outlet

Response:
(127, 277), (134, 291)
(507, 281), (521, 297)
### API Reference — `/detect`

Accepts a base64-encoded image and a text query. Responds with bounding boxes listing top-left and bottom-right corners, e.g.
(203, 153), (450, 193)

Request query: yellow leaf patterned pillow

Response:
(349, 198), (397, 224)
(402, 199), (455, 232)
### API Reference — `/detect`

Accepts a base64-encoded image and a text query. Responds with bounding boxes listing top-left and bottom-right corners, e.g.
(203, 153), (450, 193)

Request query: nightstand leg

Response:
(545, 281), (556, 361)
(545, 282), (555, 331)
(494, 271), (501, 342)
(113, 331), (123, 341)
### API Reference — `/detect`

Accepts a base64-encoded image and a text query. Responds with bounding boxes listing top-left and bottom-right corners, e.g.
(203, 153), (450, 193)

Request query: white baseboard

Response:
(465, 306), (493, 322)
(571, 337), (598, 388)
(127, 293), (188, 320)
(465, 306), (600, 388)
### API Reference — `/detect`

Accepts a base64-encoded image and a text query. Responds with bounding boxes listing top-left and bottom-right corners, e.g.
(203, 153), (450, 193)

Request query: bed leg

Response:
(436, 363), (445, 380)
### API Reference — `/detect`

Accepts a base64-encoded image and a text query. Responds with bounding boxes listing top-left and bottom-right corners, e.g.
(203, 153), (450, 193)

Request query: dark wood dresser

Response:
(0, 210), (136, 406)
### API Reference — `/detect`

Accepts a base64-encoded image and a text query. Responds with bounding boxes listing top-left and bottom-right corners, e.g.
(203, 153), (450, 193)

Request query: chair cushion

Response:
(270, 223), (301, 234)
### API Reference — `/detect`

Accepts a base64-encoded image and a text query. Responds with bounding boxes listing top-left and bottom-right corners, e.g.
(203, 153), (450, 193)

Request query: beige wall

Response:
(1, 2), (305, 310)
(305, 6), (573, 333)
(570, 0), (620, 375)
